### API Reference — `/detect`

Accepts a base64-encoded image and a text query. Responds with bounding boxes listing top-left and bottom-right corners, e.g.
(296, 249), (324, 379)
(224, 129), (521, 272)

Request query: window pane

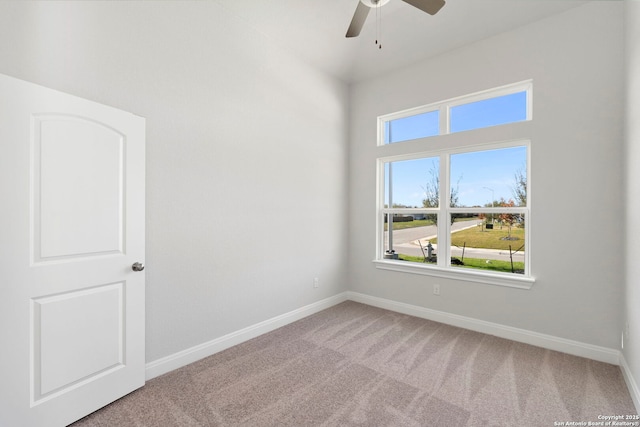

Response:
(383, 214), (438, 263)
(449, 214), (525, 274)
(384, 110), (439, 144)
(450, 146), (527, 208)
(386, 157), (440, 208)
(450, 91), (527, 133)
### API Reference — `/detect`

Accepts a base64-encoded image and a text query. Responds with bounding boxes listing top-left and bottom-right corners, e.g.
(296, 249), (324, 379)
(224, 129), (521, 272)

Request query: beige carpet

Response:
(72, 301), (637, 426)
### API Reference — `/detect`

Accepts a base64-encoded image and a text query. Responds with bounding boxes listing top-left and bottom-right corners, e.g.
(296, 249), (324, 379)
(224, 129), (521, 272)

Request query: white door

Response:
(0, 73), (145, 427)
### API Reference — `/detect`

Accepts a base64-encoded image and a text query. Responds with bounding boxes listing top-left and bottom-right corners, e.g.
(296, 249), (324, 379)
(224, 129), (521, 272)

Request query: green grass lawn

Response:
(397, 254), (524, 274)
(384, 219), (435, 231)
(434, 222), (525, 251)
(384, 217), (478, 231)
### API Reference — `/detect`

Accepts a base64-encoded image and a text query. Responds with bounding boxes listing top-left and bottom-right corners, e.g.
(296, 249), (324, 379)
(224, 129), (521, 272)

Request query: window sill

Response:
(372, 259), (535, 290)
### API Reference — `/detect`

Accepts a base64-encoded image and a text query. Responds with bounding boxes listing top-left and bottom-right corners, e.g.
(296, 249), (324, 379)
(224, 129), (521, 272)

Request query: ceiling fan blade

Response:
(346, 1), (370, 38)
(401, 0), (446, 15)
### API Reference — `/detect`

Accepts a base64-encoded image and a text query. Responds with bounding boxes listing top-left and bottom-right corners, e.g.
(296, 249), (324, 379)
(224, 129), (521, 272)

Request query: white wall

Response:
(349, 2), (625, 349)
(624, 0), (640, 408)
(0, 1), (349, 362)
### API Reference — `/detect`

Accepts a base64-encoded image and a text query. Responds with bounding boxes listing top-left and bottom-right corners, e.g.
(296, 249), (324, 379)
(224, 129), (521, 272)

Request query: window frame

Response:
(378, 80), (532, 146)
(374, 82), (534, 289)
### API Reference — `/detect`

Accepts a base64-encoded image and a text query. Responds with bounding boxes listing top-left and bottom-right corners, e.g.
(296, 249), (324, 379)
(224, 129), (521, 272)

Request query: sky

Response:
(386, 147), (526, 208)
(385, 91), (528, 208)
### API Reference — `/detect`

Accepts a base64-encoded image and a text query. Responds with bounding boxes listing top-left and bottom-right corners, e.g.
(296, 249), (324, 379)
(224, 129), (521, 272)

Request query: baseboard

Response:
(346, 291), (621, 365)
(620, 353), (640, 413)
(145, 292), (349, 380)
(146, 290), (623, 382)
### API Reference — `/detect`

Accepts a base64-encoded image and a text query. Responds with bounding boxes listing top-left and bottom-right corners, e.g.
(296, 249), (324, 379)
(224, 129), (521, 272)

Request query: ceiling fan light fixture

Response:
(360, 0), (391, 8)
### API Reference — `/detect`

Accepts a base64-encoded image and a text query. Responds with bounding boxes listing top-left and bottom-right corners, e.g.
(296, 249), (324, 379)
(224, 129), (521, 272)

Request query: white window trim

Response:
(372, 259), (535, 289)
(375, 138), (533, 289)
(378, 79), (532, 146)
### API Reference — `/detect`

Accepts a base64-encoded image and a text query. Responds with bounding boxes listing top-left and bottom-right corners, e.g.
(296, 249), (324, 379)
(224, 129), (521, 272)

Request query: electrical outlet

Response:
(313, 277), (319, 288)
(433, 284), (440, 296)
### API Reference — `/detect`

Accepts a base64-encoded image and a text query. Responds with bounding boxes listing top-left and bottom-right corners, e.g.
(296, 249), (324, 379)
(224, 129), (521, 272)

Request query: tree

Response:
(512, 167), (527, 207)
(421, 162), (439, 225)
(511, 167), (527, 226)
(497, 198), (518, 238)
(421, 161), (460, 225)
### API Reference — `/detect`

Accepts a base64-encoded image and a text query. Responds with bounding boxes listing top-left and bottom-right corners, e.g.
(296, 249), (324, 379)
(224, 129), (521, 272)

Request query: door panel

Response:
(0, 73), (145, 427)
(34, 115), (125, 261)
(34, 282), (124, 400)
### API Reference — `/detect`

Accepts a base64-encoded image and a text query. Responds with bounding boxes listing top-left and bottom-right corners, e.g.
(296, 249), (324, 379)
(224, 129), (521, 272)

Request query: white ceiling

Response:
(214, 0), (587, 83)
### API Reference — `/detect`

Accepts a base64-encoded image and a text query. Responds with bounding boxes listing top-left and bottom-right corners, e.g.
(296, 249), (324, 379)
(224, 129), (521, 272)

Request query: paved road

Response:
(384, 220), (525, 263)
(389, 220), (480, 245)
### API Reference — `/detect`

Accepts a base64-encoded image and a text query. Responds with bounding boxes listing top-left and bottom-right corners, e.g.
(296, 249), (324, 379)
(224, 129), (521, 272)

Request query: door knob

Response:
(132, 262), (145, 272)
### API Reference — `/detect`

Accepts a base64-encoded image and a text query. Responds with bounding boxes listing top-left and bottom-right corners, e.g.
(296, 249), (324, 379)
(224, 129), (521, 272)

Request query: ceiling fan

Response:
(346, 0), (446, 38)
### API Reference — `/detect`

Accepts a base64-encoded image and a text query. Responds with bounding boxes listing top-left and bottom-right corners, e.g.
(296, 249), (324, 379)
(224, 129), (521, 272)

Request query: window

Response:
(384, 110), (439, 144)
(449, 91), (528, 133)
(379, 81), (531, 145)
(376, 81), (533, 288)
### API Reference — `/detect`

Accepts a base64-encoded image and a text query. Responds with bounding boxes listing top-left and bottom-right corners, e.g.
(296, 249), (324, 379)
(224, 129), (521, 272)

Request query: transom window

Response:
(379, 81), (531, 145)
(376, 81), (533, 287)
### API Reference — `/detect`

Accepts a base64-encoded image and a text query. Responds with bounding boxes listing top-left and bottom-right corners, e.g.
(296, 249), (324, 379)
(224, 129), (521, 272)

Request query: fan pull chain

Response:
(375, 2), (378, 46)
(375, 2), (382, 49)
